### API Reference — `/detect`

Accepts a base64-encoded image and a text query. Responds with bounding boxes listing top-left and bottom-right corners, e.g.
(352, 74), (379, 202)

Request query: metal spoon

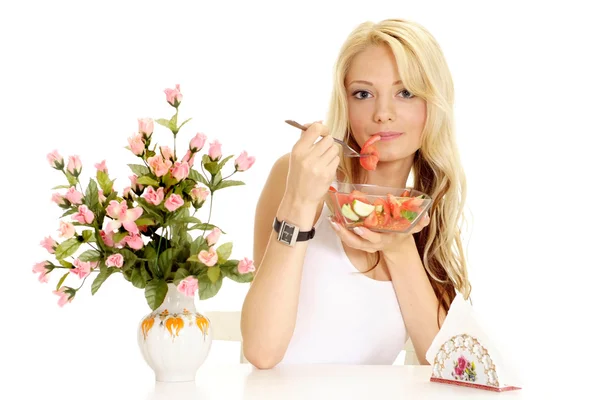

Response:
(284, 120), (368, 158)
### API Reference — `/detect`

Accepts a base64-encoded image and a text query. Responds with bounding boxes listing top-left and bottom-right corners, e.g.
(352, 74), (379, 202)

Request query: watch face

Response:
(279, 221), (298, 245)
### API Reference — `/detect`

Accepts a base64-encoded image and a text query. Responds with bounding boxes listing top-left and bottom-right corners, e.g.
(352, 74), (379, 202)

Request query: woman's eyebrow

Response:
(347, 79), (403, 86)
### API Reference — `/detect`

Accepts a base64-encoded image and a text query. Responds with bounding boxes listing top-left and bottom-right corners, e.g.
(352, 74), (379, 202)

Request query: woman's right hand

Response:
(283, 121), (340, 207)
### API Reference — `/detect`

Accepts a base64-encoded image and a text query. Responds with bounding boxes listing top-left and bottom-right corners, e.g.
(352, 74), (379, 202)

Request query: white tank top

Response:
(279, 203), (408, 365)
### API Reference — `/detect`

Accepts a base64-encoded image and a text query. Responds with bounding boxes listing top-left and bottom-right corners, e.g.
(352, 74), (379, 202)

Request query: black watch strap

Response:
(273, 217), (315, 246)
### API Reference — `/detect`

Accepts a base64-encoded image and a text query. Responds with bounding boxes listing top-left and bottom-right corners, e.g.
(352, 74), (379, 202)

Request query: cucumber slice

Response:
(341, 203), (359, 221)
(352, 199), (376, 218)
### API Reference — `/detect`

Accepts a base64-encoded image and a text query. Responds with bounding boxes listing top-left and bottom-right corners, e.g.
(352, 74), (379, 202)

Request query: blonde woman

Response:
(241, 18), (472, 369)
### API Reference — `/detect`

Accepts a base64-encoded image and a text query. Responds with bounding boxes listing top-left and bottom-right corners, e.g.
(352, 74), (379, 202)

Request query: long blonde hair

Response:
(326, 18), (472, 323)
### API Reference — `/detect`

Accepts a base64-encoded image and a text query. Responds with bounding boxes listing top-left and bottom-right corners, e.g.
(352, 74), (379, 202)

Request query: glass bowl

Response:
(325, 181), (433, 233)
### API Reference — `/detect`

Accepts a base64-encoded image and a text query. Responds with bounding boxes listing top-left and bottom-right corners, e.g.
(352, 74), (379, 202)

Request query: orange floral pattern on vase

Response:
(196, 314), (209, 336)
(165, 316), (184, 338)
(141, 316), (155, 340)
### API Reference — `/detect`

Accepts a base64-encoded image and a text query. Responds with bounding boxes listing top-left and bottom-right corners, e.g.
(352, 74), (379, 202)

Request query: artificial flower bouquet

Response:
(34, 84), (256, 310)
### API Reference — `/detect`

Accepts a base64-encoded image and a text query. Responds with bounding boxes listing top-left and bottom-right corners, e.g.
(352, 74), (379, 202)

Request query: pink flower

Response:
(100, 230), (116, 247)
(32, 261), (50, 283)
(208, 140), (222, 161)
(189, 133), (207, 152)
(142, 186), (165, 206)
(67, 155), (82, 176)
(105, 200), (144, 234)
(170, 161), (190, 182)
(160, 145), (174, 161)
(129, 175), (144, 193)
(164, 193), (184, 212)
(98, 189), (106, 203)
(123, 186), (132, 199)
(198, 247), (218, 267)
(147, 154), (172, 177)
(237, 257), (255, 274)
(40, 236), (57, 253)
(177, 276), (199, 297)
(454, 366), (463, 376)
(128, 133), (145, 156)
(53, 287), (73, 307)
(73, 205), (95, 224)
(164, 84), (183, 107)
(51, 192), (67, 206)
(206, 228), (221, 247)
(235, 151), (255, 172)
(65, 187), (83, 204)
(106, 254), (124, 268)
(59, 220), (75, 238)
(138, 117), (154, 137)
(457, 356), (468, 372)
(94, 160), (108, 173)
(47, 150), (64, 169)
(190, 186), (209, 202)
(182, 150), (195, 167)
(123, 233), (143, 250)
(70, 259), (93, 279)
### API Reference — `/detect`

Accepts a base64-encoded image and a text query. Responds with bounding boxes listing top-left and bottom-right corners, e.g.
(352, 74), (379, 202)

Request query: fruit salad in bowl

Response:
(325, 182), (433, 233)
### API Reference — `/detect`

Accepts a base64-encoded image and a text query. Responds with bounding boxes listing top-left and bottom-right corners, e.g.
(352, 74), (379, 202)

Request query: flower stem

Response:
(222, 171), (237, 180)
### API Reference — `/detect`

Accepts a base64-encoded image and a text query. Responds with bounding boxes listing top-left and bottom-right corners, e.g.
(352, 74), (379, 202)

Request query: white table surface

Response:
(10, 363), (548, 399)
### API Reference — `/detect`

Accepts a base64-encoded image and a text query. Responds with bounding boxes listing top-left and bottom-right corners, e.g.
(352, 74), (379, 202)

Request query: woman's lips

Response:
(375, 132), (404, 141)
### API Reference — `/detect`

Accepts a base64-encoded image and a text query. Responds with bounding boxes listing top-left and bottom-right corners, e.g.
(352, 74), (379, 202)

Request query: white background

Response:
(1, 0), (598, 397)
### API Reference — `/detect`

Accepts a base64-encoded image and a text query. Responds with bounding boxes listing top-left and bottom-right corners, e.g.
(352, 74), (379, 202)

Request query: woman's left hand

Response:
(328, 212), (430, 255)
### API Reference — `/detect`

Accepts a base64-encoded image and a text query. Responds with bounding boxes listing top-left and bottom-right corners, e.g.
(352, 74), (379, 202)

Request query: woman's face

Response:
(345, 44), (427, 163)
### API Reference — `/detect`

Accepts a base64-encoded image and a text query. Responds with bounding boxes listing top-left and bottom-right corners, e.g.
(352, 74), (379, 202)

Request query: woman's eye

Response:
(399, 89), (414, 99)
(352, 90), (372, 99)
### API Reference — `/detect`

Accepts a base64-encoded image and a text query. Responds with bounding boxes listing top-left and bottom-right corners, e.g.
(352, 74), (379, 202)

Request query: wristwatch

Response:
(273, 217), (316, 247)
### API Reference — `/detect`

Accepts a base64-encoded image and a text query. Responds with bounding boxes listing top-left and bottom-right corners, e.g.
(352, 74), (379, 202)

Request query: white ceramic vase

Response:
(137, 283), (213, 382)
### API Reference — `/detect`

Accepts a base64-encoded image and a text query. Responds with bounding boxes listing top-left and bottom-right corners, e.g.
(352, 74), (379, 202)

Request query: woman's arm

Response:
(384, 236), (447, 365)
(240, 153), (321, 369)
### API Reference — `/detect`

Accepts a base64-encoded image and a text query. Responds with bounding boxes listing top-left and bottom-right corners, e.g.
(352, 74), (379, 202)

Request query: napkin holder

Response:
(426, 296), (522, 392)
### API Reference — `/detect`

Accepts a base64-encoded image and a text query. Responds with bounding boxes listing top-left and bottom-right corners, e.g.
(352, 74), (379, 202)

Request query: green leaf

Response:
(61, 208), (77, 218)
(135, 217), (156, 226)
(113, 231), (128, 244)
(221, 263), (254, 283)
(56, 272), (70, 291)
(188, 169), (210, 186)
(52, 185), (72, 190)
(204, 161), (219, 175)
(141, 264), (152, 282)
(58, 260), (73, 268)
(137, 175), (160, 187)
(85, 178), (100, 213)
(144, 246), (160, 277)
(65, 171), (78, 186)
(177, 117), (192, 132)
(158, 248), (177, 277)
(197, 272), (223, 300)
(217, 155), (234, 170)
(130, 268), (146, 289)
(91, 267), (117, 295)
(213, 180), (245, 192)
(207, 266), (220, 283)
(169, 113), (178, 131)
(119, 248), (138, 269)
(136, 197), (163, 222)
(128, 164), (150, 176)
(155, 118), (172, 130)
(96, 170), (114, 194)
(190, 236), (205, 256)
(55, 238), (81, 260)
(179, 216), (202, 225)
(216, 242), (233, 264)
(145, 279), (168, 310)
(189, 223), (224, 233)
(212, 171), (222, 187)
(78, 249), (101, 262)
(82, 230), (95, 242)
(173, 267), (191, 285)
